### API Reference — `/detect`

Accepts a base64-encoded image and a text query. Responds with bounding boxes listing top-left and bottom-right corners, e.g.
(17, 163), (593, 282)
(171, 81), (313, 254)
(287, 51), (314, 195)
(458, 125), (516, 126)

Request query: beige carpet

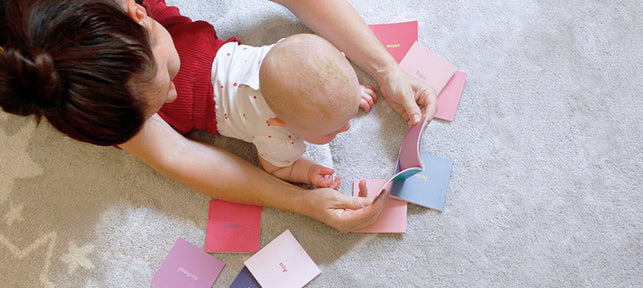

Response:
(1, 0), (641, 287)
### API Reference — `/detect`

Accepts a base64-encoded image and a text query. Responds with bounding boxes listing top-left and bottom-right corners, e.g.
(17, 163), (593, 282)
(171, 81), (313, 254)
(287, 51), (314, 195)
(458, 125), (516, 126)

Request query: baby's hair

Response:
(0, 0), (156, 145)
(260, 34), (360, 124)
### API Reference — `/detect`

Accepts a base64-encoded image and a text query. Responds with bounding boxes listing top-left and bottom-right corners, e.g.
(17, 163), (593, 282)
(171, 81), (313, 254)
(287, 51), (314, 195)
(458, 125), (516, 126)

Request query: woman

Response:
(0, 0), (437, 232)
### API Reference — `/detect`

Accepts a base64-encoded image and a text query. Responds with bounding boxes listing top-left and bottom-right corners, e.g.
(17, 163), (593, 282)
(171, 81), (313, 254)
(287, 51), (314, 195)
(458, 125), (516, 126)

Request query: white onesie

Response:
(212, 41), (306, 167)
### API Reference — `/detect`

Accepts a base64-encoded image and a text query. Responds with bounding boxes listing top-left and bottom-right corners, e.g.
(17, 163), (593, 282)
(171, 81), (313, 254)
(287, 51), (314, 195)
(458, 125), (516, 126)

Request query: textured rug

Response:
(1, 0), (641, 287)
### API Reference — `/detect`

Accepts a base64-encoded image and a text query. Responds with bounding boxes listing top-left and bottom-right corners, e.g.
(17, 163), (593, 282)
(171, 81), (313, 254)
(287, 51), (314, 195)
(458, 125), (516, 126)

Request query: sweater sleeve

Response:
(141, 0), (191, 28)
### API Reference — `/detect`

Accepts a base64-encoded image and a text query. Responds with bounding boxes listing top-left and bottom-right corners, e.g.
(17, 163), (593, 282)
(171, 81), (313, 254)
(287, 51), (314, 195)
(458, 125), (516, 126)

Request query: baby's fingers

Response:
(317, 166), (335, 176)
(330, 176), (341, 190)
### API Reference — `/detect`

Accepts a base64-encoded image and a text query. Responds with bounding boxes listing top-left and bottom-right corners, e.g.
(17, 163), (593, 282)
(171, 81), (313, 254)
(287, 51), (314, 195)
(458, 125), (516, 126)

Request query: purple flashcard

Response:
(229, 266), (261, 288)
(151, 238), (225, 288)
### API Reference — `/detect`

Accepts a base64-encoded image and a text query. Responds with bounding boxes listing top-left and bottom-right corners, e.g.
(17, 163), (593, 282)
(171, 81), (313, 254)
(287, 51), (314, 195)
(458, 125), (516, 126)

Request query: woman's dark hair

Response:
(0, 0), (156, 145)
(0, 0), (7, 46)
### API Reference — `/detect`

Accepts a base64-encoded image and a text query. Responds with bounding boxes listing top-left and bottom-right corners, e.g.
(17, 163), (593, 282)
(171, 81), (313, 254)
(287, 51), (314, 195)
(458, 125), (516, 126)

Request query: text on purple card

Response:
(177, 267), (198, 281)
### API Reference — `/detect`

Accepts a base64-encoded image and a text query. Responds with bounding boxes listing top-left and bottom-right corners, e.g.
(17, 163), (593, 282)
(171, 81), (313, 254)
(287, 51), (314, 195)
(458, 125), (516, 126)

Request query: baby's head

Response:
(260, 34), (361, 145)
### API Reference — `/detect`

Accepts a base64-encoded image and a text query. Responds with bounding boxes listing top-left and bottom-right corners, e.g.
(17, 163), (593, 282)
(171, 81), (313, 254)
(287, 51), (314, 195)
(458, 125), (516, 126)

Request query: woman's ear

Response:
(126, 0), (147, 24)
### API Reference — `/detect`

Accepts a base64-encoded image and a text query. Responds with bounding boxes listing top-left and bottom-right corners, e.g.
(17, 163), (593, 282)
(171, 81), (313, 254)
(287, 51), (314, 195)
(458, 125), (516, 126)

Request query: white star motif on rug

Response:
(0, 232), (57, 288)
(60, 242), (96, 276)
(4, 201), (24, 226)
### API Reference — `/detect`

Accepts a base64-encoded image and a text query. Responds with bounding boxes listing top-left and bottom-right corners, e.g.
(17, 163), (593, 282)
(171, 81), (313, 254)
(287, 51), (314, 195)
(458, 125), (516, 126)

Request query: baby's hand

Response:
(359, 84), (378, 113)
(308, 165), (341, 190)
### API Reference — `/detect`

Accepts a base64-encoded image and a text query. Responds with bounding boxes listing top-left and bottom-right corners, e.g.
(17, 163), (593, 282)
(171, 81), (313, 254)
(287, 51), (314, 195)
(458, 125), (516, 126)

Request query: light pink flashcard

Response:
(244, 230), (321, 288)
(205, 200), (262, 253)
(368, 21), (419, 63)
(151, 238), (225, 288)
(352, 179), (407, 233)
(435, 71), (467, 121)
(400, 41), (457, 96)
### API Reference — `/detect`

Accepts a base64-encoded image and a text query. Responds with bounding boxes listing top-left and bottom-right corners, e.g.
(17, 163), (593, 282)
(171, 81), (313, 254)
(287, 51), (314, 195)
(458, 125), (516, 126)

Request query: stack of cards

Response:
(391, 152), (453, 211)
(352, 179), (407, 233)
(153, 230), (321, 288)
(353, 115), (453, 232)
(229, 267), (261, 288)
(348, 21), (462, 234)
(369, 20), (418, 63)
(369, 21), (468, 121)
(234, 229), (321, 288)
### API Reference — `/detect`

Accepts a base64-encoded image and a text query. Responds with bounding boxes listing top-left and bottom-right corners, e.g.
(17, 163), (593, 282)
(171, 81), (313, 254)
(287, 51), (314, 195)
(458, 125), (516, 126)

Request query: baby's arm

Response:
(259, 155), (340, 189)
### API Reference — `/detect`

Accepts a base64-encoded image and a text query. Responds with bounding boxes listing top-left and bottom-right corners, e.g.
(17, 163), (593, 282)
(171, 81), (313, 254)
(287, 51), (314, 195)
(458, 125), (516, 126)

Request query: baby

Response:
(212, 33), (376, 189)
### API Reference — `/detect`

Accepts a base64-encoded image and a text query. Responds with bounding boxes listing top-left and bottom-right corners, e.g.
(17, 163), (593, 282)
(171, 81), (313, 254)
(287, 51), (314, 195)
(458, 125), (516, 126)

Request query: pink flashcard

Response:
(205, 200), (262, 253)
(352, 179), (407, 233)
(400, 41), (457, 95)
(151, 238), (225, 288)
(399, 115), (430, 172)
(435, 71), (468, 121)
(368, 21), (419, 63)
(244, 230), (321, 288)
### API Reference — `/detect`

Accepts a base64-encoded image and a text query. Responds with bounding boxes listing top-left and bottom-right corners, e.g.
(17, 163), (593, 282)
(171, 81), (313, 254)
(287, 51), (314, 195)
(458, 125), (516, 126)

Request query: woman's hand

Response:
(376, 64), (438, 126)
(301, 180), (387, 232)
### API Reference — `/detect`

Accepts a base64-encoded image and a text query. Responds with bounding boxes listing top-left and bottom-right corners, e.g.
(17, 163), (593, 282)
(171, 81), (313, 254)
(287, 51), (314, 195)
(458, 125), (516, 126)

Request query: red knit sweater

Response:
(142, 0), (239, 135)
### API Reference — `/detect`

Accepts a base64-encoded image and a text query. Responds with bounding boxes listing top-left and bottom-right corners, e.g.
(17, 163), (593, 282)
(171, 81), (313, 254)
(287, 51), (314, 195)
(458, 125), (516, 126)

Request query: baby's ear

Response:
(267, 117), (287, 127)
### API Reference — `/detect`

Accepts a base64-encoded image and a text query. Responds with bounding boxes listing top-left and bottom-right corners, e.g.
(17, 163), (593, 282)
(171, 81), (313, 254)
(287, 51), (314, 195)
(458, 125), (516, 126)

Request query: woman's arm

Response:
(271, 0), (437, 125)
(120, 115), (385, 232)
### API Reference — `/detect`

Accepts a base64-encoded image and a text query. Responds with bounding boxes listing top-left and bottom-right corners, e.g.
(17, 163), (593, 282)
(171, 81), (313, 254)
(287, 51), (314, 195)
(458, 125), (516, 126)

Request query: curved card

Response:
(374, 116), (429, 198)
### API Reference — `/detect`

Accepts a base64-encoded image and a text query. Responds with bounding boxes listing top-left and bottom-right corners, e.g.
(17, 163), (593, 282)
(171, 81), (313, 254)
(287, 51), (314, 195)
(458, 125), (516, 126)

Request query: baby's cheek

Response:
(323, 134), (337, 143)
(312, 135), (335, 145)
(342, 122), (351, 132)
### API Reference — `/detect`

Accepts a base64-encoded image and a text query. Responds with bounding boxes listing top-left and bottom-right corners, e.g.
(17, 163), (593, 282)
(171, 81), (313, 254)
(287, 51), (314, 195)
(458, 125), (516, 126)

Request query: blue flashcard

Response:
(229, 266), (261, 288)
(390, 152), (453, 210)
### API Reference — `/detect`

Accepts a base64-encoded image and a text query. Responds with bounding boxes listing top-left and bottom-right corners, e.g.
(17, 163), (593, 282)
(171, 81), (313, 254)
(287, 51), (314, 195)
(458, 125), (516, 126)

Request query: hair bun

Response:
(1, 48), (61, 116)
